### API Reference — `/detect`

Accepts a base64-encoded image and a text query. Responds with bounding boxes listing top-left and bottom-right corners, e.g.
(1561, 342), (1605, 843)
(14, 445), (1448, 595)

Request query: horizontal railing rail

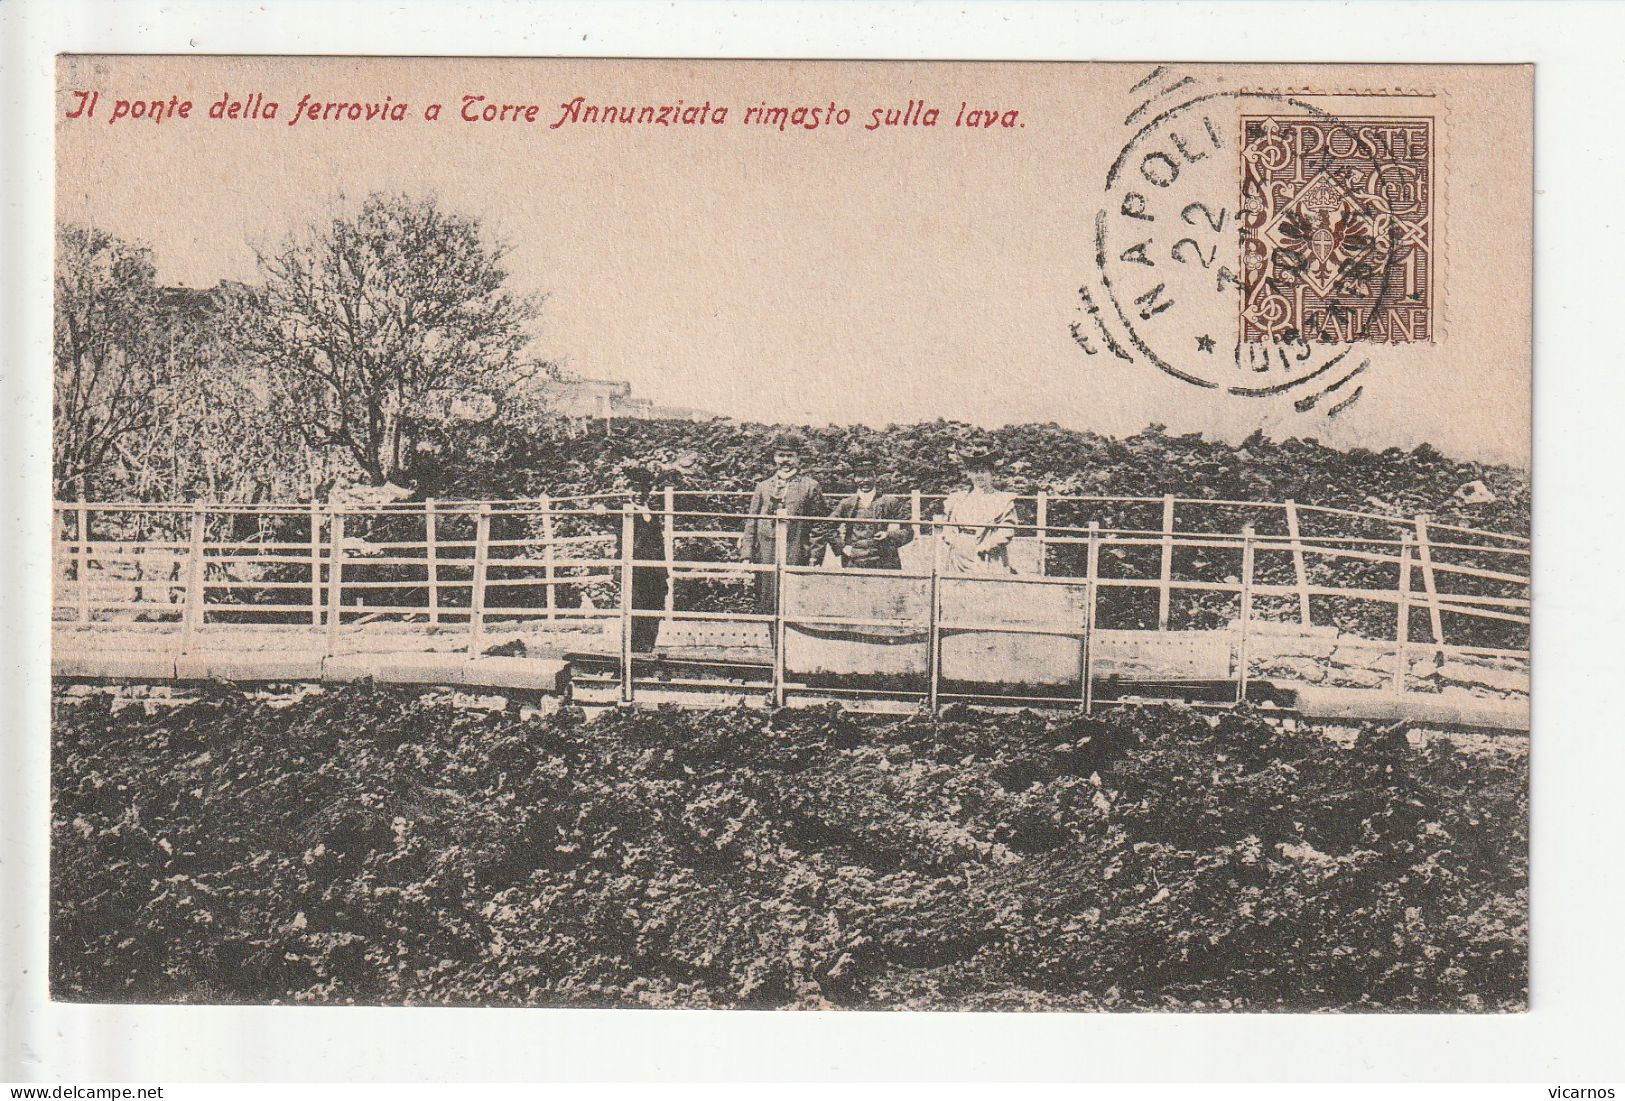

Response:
(52, 494), (1529, 711)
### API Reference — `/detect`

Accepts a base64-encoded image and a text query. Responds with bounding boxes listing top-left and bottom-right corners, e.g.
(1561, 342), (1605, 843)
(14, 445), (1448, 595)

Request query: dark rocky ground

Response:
(52, 683), (1526, 1011)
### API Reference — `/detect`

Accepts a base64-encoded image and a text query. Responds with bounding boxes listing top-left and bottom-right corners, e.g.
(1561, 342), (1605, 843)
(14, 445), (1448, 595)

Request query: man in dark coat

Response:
(623, 468), (669, 652)
(737, 431), (827, 613)
(828, 457), (914, 570)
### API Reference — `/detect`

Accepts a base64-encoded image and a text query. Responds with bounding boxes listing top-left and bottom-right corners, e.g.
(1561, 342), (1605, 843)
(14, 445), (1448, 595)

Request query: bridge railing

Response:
(52, 495), (1528, 708)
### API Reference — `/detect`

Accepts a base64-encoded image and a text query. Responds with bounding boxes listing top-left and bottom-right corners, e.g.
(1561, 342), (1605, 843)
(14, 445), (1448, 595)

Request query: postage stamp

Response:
(1239, 115), (1433, 345)
(1077, 66), (1459, 417)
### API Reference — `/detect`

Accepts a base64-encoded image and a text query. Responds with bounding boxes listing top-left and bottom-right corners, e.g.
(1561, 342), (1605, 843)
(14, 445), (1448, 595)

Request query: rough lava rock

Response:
(52, 684), (1527, 1011)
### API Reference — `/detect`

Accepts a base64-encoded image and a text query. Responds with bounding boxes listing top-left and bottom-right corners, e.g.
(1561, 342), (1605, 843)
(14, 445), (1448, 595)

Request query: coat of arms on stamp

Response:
(1240, 116), (1433, 344)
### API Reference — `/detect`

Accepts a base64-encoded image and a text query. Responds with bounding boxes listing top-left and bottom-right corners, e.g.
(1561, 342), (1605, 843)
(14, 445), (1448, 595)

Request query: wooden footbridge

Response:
(51, 490), (1530, 730)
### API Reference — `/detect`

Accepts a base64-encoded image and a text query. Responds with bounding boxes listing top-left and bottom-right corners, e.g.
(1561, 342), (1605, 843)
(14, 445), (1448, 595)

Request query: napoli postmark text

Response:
(1074, 66), (1437, 416)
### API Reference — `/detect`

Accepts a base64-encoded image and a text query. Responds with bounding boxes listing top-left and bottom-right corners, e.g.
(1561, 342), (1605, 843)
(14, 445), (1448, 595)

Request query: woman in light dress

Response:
(939, 448), (1018, 574)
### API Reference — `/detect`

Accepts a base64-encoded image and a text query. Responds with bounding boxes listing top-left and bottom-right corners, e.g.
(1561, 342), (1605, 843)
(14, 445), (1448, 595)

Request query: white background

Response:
(3, 0), (1622, 1085)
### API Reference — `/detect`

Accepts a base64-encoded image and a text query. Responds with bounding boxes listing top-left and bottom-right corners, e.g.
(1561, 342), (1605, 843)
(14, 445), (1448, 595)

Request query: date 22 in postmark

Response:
(1074, 66), (1436, 418)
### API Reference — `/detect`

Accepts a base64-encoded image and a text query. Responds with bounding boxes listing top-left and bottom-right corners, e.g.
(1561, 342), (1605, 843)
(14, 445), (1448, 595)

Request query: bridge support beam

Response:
(1158, 494), (1175, 631)
(181, 510), (206, 653)
(1082, 521), (1099, 712)
(1396, 532), (1414, 695)
(620, 503), (635, 703)
(326, 511), (345, 656)
(1235, 525), (1255, 705)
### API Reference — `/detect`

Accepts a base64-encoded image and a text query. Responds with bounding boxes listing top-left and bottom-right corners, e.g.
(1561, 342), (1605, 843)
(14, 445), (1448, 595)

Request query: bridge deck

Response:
(51, 494), (1529, 730)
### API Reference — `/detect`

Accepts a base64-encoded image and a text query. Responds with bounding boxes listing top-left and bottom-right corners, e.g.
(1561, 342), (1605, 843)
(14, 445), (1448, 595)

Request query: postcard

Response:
(49, 55), (1530, 1013)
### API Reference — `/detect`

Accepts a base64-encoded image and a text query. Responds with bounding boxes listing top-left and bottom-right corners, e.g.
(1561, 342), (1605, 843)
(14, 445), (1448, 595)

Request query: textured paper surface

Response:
(46, 55), (1532, 1016)
(57, 56), (1530, 461)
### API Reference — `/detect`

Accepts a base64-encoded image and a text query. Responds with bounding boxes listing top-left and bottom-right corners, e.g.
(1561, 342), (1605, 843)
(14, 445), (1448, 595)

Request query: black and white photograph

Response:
(41, 54), (1535, 1016)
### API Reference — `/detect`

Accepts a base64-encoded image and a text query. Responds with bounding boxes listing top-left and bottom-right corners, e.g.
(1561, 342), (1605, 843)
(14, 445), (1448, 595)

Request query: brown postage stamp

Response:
(48, 56), (1530, 1015)
(1240, 115), (1434, 345)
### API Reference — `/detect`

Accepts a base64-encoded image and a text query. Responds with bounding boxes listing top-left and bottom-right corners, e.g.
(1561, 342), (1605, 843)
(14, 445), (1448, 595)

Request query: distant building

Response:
(542, 371), (713, 424)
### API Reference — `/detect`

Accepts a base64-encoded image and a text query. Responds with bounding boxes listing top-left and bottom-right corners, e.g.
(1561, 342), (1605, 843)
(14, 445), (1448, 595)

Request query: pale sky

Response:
(57, 56), (1531, 465)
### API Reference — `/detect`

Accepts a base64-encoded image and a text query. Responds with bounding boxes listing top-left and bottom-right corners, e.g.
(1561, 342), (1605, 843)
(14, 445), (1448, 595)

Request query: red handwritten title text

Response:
(64, 90), (1025, 133)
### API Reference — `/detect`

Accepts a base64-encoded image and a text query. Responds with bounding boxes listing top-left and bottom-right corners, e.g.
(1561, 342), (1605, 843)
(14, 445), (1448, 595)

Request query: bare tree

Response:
(245, 194), (540, 485)
(53, 226), (171, 495)
(107, 283), (338, 503)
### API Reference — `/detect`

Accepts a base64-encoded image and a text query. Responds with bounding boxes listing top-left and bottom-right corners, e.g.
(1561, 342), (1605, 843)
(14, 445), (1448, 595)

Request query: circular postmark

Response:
(1077, 72), (1434, 414)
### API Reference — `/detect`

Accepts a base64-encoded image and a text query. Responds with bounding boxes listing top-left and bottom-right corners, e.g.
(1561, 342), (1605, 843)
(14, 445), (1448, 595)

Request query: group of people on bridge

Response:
(621, 431), (1021, 640)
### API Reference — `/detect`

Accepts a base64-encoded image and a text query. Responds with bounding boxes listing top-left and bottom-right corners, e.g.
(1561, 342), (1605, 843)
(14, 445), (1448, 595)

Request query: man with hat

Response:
(940, 445), (1018, 574)
(828, 454), (914, 571)
(737, 430), (828, 612)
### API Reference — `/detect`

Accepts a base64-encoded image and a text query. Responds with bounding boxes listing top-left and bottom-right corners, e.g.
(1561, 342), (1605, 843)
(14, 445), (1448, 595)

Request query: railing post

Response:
(620, 502), (635, 703)
(1036, 490), (1049, 577)
(1285, 498), (1312, 627)
(662, 485), (677, 617)
(308, 500), (322, 629)
(130, 505), (148, 605)
(1396, 532), (1414, 695)
(180, 509), (206, 652)
(909, 489), (922, 528)
(470, 504), (491, 654)
(1236, 524), (1255, 706)
(52, 508), (65, 619)
(540, 493), (557, 620)
(425, 498), (440, 628)
(927, 543), (941, 713)
(1414, 513), (1445, 646)
(75, 498), (90, 624)
(1158, 493), (1175, 630)
(1082, 521), (1099, 711)
(772, 508), (788, 708)
(325, 509), (345, 656)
